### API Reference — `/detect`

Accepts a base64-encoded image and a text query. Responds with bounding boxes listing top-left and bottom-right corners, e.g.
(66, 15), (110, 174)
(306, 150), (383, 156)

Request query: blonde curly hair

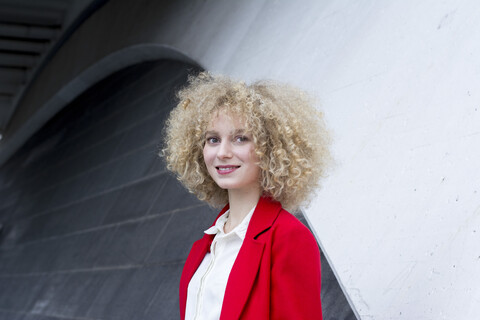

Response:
(162, 72), (331, 212)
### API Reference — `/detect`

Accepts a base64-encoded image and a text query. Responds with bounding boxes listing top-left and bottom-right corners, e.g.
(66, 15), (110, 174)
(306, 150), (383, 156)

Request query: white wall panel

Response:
(289, 2), (480, 319)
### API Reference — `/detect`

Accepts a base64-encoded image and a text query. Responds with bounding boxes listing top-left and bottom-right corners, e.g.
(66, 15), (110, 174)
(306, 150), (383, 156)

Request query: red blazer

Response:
(179, 196), (323, 319)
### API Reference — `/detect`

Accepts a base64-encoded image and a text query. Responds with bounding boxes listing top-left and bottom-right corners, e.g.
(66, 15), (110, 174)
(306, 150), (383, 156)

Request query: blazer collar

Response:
(214, 195), (282, 239)
(220, 196), (283, 319)
(245, 195), (282, 239)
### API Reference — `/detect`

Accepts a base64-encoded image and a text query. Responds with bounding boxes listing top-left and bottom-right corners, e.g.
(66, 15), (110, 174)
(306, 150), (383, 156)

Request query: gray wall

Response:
(0, 59), (354, 319)
(0, 60), (214, 319)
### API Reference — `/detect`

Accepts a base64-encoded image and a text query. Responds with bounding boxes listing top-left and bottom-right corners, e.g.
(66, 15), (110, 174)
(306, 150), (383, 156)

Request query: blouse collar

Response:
(204, 205), (256, 240)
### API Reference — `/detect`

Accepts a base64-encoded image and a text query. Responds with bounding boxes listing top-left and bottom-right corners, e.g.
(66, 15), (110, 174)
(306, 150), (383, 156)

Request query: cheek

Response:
(203, 145), (213, 165)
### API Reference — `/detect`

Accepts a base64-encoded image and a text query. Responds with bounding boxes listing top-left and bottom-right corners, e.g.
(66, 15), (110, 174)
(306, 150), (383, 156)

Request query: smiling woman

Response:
(162, 72), (331, 319)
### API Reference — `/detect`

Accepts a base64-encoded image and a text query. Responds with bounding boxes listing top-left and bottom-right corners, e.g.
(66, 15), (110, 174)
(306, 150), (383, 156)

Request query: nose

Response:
(217, 140), (233, 159)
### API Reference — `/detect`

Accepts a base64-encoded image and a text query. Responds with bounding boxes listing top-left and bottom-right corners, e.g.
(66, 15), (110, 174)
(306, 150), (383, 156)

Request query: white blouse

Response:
(185, 205), (256, 320)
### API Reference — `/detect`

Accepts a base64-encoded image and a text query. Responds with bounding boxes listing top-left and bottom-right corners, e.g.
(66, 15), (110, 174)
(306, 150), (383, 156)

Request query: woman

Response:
(163, 73), (331, 319)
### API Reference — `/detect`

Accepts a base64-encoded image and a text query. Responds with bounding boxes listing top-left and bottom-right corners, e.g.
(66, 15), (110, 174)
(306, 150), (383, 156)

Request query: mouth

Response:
(216, 165), (240, 175)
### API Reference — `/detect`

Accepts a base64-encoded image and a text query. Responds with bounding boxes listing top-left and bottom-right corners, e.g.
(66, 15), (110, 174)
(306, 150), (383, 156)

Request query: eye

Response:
(234, 135), (249, 143)
(206, 136), (219, 144)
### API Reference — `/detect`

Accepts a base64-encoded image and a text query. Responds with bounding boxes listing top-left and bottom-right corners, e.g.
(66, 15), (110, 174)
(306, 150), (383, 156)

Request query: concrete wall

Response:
(1, 0), (479, 319)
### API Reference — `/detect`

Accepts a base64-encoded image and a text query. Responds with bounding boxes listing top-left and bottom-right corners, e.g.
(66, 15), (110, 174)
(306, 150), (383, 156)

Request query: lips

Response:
(216, 165), (240, 175)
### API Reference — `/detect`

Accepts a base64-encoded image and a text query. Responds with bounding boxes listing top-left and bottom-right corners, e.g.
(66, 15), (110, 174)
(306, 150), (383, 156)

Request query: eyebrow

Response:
(205, 129), (247, 136)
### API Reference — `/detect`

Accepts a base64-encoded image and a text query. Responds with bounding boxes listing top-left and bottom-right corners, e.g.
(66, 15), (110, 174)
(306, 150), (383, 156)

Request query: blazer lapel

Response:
(220, 196), (282, 319)
(179, 234), (212, 319)
(179, 205), (229, 319)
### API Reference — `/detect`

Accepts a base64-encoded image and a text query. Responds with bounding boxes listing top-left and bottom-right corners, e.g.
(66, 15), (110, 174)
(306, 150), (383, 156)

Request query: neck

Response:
(225, 187), (261, 232)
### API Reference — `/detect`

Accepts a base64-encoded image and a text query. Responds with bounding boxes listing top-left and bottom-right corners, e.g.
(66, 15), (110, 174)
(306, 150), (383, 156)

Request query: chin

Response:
(215, 182), (238, 190)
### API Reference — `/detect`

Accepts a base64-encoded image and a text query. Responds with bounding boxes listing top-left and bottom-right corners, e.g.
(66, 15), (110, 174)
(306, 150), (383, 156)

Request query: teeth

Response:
(218, 167), (237, 171)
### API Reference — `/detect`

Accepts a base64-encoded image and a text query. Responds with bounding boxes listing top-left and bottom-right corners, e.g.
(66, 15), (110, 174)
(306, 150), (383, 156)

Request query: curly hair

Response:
(162, 72), (331, 212)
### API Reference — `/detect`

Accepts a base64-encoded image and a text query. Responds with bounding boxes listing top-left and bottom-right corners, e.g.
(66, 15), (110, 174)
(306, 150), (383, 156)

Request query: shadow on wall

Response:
(0, 60), (355, 320)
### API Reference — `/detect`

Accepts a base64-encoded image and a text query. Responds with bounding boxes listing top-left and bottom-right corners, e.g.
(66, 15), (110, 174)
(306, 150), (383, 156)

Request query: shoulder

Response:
(269, 209), (321, 273)
(274, 209), (315, 236)
(271, 209), (318, 248)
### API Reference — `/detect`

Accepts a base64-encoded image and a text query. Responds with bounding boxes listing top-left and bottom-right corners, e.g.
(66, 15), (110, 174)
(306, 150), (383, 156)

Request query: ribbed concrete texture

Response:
(0, 60), (354, 320)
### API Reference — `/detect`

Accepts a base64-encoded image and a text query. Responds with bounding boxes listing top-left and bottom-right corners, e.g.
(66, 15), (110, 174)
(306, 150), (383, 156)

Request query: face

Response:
(203, 111), (261, 194)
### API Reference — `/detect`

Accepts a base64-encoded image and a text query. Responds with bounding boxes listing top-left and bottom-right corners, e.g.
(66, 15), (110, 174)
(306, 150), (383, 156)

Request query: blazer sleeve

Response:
(270, 216), (323, 319)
